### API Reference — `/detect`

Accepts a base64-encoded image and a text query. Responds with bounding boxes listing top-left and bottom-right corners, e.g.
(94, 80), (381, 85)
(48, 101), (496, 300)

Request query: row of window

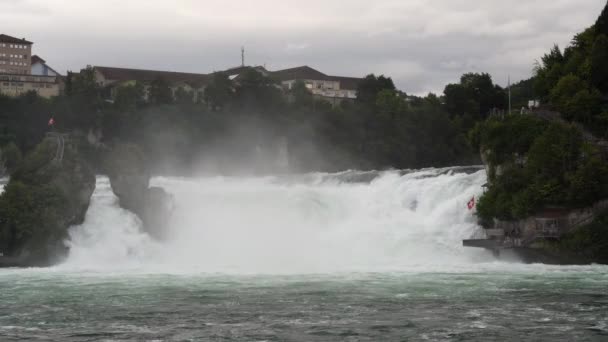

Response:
(0, 69), (29, 75)
(0, 43), (29, 49)
(1, 81), (54, 88)
(0, 53), (28, 59)
(0, 61), (28, 66)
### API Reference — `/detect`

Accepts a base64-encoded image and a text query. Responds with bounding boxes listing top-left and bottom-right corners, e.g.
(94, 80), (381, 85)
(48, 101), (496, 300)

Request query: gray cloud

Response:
(2, 0), (605, 94)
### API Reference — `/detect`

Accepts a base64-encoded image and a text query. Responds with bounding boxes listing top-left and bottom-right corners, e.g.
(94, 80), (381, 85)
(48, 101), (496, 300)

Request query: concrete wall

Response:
(493, 199), (608, 246)
(0, 74), (60, 98)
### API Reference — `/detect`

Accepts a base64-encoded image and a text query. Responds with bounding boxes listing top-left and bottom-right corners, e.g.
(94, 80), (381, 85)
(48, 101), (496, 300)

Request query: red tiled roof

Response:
(0, 34), (33, 45)
(94, 66), (210, 86)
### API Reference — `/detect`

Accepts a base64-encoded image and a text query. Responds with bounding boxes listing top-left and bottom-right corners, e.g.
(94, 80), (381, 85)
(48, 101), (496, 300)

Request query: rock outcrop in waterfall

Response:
(104, 143), (173, 240)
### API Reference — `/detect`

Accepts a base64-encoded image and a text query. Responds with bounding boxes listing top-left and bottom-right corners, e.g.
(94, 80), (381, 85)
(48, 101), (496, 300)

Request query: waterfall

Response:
(62, 168), (491, 273)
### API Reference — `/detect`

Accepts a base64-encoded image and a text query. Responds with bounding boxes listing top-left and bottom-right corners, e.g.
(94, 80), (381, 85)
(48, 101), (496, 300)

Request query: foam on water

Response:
(58, 168), (497, 273)
(0, 177), (6, 194)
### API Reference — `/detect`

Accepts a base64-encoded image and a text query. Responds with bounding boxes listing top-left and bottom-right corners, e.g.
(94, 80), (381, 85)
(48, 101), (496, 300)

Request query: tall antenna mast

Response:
(241, 46), (245, 67)
(508, 75), (512, 116)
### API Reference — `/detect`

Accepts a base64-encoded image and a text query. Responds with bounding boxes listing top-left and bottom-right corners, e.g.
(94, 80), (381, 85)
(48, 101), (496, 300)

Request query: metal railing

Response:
(45, 132), (69, 163)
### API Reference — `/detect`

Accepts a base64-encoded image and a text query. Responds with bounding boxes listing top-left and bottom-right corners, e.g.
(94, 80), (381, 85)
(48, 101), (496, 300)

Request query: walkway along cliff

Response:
(464, 200), (608, 263)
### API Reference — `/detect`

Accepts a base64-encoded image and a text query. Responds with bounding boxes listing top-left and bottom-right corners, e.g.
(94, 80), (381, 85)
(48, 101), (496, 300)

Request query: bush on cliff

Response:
(0, 137), (95, 265)
(468, 114), (547, 170)
(0, 181), (68, 260)
(545, 211), (608, 263)
(473, 116), (608, 223)
(0, 142), (22, 175)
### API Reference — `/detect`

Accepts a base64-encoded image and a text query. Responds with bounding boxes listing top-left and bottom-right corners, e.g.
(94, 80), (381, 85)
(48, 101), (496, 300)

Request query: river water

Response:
(0, 169), (607, 341)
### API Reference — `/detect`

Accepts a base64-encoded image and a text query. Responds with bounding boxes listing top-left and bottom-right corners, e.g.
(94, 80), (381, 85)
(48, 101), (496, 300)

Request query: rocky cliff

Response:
(467, 114), (608, 264)
(104, 143), (173, 240)
(0, 135), (95, 266)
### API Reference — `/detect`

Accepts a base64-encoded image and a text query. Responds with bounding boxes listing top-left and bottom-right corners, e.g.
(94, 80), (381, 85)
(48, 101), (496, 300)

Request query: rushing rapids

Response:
(62, 167), (490, 273)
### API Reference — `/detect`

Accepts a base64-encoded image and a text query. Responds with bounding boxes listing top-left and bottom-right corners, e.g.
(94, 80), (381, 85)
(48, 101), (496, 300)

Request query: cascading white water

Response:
(62, 168), (492, 273)
(0, 178), (6, 194)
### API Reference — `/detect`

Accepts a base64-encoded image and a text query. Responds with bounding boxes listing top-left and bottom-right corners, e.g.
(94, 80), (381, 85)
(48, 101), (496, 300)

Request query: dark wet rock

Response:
(105, 143), (172, 240)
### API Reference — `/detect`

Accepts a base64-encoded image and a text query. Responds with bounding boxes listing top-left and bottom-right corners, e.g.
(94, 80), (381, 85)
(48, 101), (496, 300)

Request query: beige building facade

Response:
(271, 66), (361, 106)
(93, 66), (210, 103)
(0, 74), (60, 97)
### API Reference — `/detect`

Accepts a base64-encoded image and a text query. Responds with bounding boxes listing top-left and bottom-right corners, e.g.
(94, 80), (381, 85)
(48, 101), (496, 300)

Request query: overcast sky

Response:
(1, 0), (606, 94)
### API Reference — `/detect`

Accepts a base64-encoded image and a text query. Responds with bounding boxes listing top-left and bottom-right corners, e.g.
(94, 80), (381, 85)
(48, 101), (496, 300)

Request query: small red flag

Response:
(467, 196), (475, 210)
(48, 117), (55, 126)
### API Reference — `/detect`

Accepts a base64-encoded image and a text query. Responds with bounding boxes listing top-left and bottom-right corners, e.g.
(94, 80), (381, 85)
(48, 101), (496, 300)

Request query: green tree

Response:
(234, 68), (283, 111)
(114, 83), (144, 112)
(549, 74), (586, 115)
(0, 142), (22, 174)
(563, 88), (602, 123)
(444, 73), (505, 120)
(204, 72), (234, 111)
(149, 78), (173, 105)
(356, 74), (396, 106)
(175, 86), (194, 105)
(290, 80), (313, 108)
(589, 34), (608, 93)
(595, 1), (608, 36)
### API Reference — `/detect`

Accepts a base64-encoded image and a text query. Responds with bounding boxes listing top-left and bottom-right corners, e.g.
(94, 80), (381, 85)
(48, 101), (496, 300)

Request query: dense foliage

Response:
(0, 65), (514, 174)
(544, 211), (608, 263)
(470, 3), (608, 226)
(530, 4), (608, 138)
(0, 138), (95, 263)
(472, 115), (608, 224)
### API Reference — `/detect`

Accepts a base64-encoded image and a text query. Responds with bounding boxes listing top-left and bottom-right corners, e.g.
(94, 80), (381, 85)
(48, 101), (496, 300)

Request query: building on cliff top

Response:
(92, 64), (362, 106)
(270, 66), (361, 106)
(93, 66), (211, 103)
(0, 34), (61, 98)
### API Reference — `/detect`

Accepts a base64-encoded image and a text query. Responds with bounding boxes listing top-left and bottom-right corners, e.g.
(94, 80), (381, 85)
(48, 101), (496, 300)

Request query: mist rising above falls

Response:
(62, 168), (490, 273)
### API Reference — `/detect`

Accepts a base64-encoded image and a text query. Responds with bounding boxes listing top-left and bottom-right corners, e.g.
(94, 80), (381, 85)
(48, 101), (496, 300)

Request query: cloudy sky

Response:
(1, 0), (606, 94)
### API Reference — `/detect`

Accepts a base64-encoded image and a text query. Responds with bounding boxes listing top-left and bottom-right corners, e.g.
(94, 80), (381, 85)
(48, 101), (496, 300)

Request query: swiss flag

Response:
(467, 196), (475, 210)
(48, 117), (55, 126)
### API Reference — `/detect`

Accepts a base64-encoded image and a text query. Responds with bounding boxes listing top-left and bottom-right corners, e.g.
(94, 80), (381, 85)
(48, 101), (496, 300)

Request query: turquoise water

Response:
(1, 267), (607, 341)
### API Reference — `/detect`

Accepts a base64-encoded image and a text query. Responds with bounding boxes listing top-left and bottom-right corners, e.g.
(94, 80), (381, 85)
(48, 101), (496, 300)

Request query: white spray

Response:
(62, 168), (491, 274)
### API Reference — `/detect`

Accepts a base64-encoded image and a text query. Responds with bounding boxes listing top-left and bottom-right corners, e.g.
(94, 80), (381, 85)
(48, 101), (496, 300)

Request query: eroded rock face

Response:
(0, 137), (96, 266)
(105, 143), (173, 240)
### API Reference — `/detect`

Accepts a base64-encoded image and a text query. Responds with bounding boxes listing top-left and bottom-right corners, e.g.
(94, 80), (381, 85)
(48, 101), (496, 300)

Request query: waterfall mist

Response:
(62, 168), (492, 274)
